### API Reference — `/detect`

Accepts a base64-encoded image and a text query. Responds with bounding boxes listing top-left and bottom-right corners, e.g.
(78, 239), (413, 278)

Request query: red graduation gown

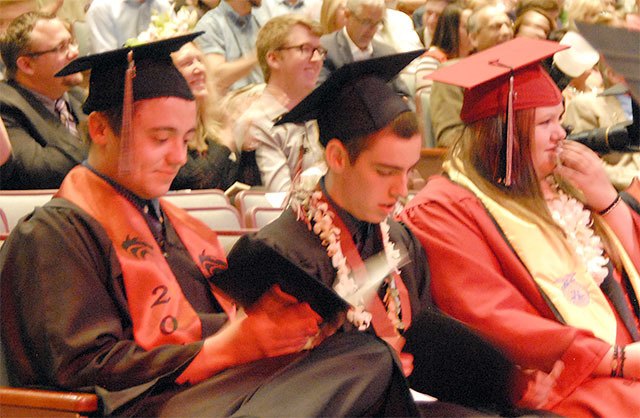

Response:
(401, 175), (640, 417)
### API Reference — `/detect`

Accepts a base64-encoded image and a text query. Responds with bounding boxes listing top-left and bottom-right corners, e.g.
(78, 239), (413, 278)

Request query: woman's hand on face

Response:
(554, 141), (618, 212)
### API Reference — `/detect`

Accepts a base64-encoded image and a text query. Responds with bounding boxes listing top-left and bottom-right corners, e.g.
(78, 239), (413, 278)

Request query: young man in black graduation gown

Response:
(0, 35), (419, 417)
(224, 53), (523, 416)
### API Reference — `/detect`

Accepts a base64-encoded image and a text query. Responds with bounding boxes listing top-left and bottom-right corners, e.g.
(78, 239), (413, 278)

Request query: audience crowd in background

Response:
(0, 0), (639, 416)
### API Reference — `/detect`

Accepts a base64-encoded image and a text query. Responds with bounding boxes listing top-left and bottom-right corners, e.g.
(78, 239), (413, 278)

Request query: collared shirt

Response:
(194, 1), (265, 91)
(234, 88), (325, 192)
(29, 89), (76, 122)
(320, 177), (377, 257)
(86, 0), (174, 53)
(343, 27), (373, 62)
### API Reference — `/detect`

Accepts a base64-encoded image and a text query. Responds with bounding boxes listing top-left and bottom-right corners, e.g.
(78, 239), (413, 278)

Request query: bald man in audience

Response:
(319, 0), (412, 103)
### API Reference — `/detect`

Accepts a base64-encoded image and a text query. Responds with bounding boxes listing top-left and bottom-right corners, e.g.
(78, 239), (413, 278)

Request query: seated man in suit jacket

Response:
(0, 11), (88, 189)
(318, 0), (413, 105)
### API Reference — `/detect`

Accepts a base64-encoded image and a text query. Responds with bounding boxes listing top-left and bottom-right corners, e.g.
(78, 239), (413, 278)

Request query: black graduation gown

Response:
(229, 208), (523, 415)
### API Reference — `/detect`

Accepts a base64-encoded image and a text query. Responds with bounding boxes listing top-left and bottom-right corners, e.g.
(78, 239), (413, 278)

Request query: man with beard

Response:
(0, 11), (88, 189)
(234, 14), (327, 192)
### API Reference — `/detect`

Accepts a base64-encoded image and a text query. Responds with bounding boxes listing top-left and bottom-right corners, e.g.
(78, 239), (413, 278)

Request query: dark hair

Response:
(513, 8), (555, 37)
(345, 111), (419, 163)
(101, 106), (124, 137)
(430, 4), (464, 58)
(0, 11), (55, 80)
(515, 0), (561, 18)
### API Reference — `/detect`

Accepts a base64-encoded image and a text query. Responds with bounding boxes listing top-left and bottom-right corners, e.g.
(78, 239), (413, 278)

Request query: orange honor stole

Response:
(57, 166), (235, 350)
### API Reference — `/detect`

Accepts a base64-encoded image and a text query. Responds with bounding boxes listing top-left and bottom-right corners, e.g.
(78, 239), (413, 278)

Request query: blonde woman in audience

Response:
(624, 0), (640, 29)
(402, 38), (640, 416)
(565, 0), (613, 25)
(170, 41), (240, 190)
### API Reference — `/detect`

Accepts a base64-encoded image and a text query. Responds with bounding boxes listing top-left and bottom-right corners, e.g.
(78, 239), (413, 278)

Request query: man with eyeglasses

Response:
(233, 14), (327, 192)
(0, 11), (88, 189)
(318, 0), (413, 104)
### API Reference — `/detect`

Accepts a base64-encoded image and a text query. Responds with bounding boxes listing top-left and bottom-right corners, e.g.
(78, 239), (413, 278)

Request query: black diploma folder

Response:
(214, 234), (351, 321)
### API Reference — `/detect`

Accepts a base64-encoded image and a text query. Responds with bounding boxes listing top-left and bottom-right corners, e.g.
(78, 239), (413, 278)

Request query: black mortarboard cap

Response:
(576, 22), (640, 102)
(217, 234), (350, 322)
(56, 33), (201, 113)
(276, 50), (423, 146)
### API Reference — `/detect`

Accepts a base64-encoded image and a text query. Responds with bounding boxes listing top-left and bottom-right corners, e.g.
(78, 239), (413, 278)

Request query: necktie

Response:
(55, 98), (79, 138)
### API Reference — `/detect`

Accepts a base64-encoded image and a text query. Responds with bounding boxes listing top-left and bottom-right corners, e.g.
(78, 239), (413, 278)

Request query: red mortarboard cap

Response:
(427, 37), (566, 123)
(276, 50), (423, 146)
(427, 38), (566, 185)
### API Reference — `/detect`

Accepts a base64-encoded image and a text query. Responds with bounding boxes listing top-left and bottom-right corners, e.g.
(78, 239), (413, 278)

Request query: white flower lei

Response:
(290, 172), (402, 330)
(546, 185), (609, 285)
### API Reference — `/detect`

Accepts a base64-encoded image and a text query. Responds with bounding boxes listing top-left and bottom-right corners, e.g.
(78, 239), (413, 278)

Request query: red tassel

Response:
(119, 51), (136, 174)
(505, 73), (514, 187)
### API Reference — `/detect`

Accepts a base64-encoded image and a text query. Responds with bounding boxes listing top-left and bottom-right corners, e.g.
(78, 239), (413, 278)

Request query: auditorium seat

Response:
(163, 189), (229, 208)
(0, 190), (56, 231)
(247, 206), (284, 229)
(185, 206), (243, 230)
(234, 190), (287, 227)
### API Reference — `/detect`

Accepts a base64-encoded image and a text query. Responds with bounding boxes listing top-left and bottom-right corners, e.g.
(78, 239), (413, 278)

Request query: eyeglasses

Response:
(23, 39), (77, 58)
(352, 15), (384, 28)
(276, 44), (327, 60)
